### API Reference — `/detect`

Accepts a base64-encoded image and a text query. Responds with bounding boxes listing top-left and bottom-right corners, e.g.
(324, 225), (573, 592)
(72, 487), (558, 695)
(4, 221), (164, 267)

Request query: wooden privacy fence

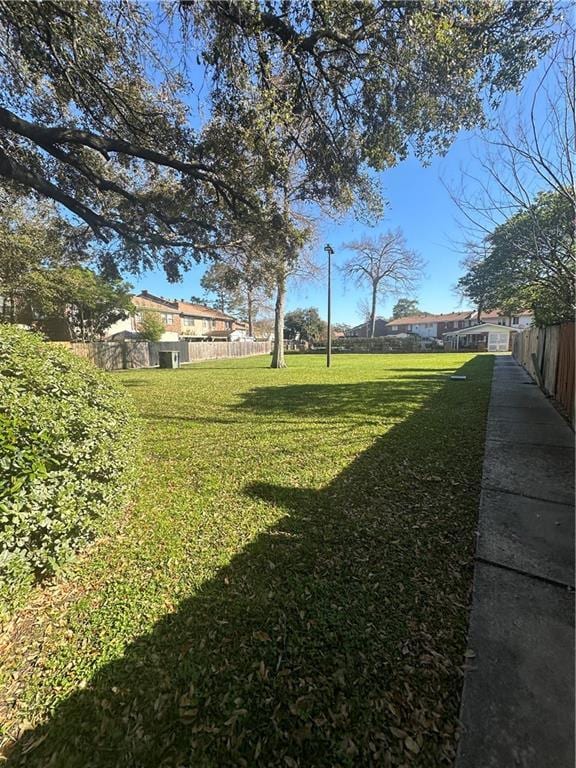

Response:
(512, 322), (574, 424)
(54, 339), (272, 371)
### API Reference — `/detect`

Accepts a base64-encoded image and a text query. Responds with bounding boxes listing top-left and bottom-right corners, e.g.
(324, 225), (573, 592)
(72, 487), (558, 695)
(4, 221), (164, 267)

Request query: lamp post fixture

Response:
(324, 243), (334, 368)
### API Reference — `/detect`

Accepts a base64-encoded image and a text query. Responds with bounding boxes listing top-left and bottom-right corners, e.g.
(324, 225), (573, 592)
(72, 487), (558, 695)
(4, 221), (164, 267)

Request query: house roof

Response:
(388, 312), (473, 326)
(135, 292), (237, 321)
(445, 322), (519, 336)
(176, 300), (236, 321)
(135, 293), (179, 313)
(348, 318), (387, 332)
(480, 309), (533, 320)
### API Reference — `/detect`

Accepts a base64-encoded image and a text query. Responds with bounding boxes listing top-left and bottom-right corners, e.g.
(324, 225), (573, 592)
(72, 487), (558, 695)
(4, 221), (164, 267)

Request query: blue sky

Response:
(127, 31), (557, 327)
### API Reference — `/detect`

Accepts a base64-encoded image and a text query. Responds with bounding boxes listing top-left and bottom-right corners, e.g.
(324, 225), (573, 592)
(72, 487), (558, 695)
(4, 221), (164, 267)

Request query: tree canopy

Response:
(0, 190), (133, 339)
(453, 23), (574, 326)
(457, 190), (574, 325)
(284, 307), (326, 342)
(0, 0), (261, 273)
(0, 1), (558, 274)
(189, 1), (556, 188)
(392, 299), (423, 319)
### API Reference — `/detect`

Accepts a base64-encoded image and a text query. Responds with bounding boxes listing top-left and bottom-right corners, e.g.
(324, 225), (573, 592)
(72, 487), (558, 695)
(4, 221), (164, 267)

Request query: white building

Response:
(479, 310), (534, 329)
(444, 323), (519, 352)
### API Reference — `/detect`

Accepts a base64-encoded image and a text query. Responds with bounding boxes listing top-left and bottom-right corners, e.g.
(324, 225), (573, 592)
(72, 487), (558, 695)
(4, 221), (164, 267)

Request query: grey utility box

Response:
(158, 350), (180, 369)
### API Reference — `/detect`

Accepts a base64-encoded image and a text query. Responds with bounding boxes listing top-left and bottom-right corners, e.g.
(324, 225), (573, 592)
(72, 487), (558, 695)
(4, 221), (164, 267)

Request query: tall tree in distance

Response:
(199, 226), (277, 336)
(284, 308), (326, 342)
(342, 231), (425, 338)
(391, 299), (423, 319)
(200, 262), (246, 317)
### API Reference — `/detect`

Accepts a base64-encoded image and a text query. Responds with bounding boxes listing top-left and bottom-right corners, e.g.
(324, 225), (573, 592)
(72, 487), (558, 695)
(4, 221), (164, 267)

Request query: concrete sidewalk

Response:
(456, 355), (575, 768)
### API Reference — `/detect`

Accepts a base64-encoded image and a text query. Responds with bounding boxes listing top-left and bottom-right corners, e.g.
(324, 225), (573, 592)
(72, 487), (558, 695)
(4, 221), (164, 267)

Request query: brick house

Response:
(106, 291), (247, 341)
(385, 309), (534, 341)
(477, 309), (534, 329)
(383, 312), (475, 340)
(345, 318), (389, 337)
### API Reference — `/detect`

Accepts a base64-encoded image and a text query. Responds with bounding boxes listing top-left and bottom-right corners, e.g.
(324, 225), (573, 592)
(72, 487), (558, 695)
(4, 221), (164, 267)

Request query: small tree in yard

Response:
(0, 191), (134, 340)
(47, 267), (134, 341)
(342, 231), (425, 338)
(137, 310), (164, 342)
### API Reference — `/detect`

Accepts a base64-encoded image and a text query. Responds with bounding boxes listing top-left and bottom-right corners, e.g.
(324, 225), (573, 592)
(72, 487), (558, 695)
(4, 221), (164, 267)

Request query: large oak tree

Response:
(186, 0), (557, 364)
(0, 0), (560, 364)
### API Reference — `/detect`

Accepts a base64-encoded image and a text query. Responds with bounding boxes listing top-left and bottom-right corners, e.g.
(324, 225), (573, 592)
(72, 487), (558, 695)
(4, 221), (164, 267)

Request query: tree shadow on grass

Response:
(5, 357), (493, 768)
(232, 379), (446, 422)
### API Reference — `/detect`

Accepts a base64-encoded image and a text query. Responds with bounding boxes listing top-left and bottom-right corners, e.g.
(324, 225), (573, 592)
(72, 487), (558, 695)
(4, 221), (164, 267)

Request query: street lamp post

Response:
(324, 243), (334, 368)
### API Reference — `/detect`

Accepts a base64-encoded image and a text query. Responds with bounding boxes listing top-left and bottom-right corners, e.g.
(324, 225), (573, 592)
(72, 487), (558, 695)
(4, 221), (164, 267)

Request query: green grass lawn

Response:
(1, 353), (493, 767)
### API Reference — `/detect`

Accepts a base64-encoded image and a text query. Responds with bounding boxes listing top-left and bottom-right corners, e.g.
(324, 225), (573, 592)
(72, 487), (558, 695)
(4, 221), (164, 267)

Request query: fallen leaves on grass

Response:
(1, 353), (493, 767)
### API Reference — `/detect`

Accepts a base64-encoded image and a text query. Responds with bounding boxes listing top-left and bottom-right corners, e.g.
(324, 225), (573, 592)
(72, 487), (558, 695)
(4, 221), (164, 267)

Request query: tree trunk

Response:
(247, 288), (254, 337)
(369, 284), (378, 338)
(270, 273), (287, 368)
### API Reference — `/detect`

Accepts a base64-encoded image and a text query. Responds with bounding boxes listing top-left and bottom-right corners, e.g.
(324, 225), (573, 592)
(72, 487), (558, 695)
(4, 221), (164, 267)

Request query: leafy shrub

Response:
(137, 309), (165, 342)
(0, 327), (137, 613)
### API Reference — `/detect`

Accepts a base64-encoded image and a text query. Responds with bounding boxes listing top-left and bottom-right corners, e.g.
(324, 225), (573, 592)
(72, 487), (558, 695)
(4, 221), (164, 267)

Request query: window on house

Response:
(512, 316), (519, 325)
(391, 325), (398, 330)
(160, 313), (173, 324)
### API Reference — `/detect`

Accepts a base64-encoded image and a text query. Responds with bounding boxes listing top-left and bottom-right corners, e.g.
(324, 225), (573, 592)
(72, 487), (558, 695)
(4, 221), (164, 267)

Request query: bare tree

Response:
(341, 230), (425, 338)
(356, 297), (373, 336)
(448, 22), (575, 314)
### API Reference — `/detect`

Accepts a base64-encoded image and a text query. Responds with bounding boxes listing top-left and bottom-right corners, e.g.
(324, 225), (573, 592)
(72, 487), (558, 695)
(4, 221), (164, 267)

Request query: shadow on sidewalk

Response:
(5, 357), (493, 768)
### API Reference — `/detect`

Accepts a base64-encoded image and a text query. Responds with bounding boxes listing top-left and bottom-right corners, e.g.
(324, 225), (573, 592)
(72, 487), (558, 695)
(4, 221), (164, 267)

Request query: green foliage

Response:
(0, 327), (137, 614)
(137, 309), (165, 342)
(392, 299), (423, 318)
(0, 2), (262, 267)
(37, 266), (135, 341)
(0, 192), (134, 339)
(0, 192), (68, 323)
(200, 261), (246, 316)
(458, 191), (575, 325)
(1, 1), (557, 279)
(284, 307), (326, 341)
(193, 1), (556, 201)
(1, 353), (493, 766)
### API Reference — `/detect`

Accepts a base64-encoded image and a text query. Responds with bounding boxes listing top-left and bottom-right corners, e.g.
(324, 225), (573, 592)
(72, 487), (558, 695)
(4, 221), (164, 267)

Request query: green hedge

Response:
(0, 327), (137, 612)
